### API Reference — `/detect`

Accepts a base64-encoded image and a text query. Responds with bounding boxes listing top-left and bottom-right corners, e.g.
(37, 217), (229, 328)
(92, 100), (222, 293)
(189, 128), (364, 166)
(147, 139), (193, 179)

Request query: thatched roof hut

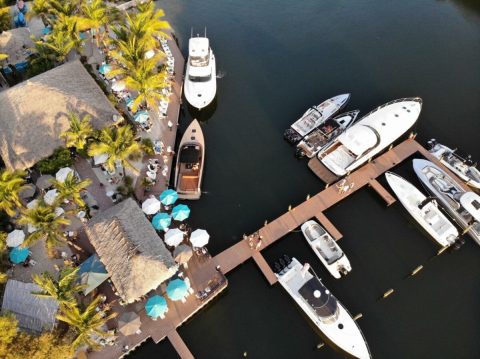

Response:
(0, 60), (120, 170)
(85, 198), (178, 303)
(1, 279), (59, 334)
(0, 28), (35, 65)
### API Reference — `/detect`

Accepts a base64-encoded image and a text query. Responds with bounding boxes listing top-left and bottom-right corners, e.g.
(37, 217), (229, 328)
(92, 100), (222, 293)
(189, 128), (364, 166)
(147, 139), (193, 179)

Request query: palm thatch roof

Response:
(0, 28), (35, 65)
(0, 60), (120, 170)
(85, 198), (178, 303)
(1, 279), (59, 334)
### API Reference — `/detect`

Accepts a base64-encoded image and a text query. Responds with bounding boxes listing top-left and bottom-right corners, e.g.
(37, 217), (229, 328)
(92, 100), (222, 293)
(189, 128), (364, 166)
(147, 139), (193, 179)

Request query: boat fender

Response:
(274, 262), (282, 274)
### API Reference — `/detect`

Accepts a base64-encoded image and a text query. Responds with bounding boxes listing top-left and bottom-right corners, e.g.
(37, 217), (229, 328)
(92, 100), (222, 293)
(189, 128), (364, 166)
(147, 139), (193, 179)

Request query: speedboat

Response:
(300, 220), (352, 278)
(413, 159), (480, 246)
(318, 98), (422, 177)
(296, 110), (359, 159)
(284, 94), (350, 144)
(385, 172), (459, 247)
(174, 119), (205, 200)
(275, 257), (371, 359)
(427, 139), (480, 190)
(184, 32), (216, 110)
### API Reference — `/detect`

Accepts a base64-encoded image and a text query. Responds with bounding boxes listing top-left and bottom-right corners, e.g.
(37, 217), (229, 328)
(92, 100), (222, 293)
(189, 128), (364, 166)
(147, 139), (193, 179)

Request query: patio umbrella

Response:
(145, 295), (168, 319)
(44, 189), (58, 205)
(36, 174), (54, 190)
(9, 247), (29, 264)
(151, 213), (171, 231)
(78, 254), (110, 295)
(26, 199), (38, 209)
(111, 81), (126, 92)
(190, 229), (210, 248)
(56, 167), (73, 183)
(19, 184), (36, 199)
(6, 230), (25, 247)
(160, 189), (178, 206)
(118, 312), (141, 336)
(164, 228), (184, 247)
(171, 204), (190, 221)
(133, 111), (149, 124)
(166, 279), (188, 302)
(142, 197), (161, 215)
(54, 207), (65, 217)
(173, 244), (193, 265)
(98, 63), (111, 75)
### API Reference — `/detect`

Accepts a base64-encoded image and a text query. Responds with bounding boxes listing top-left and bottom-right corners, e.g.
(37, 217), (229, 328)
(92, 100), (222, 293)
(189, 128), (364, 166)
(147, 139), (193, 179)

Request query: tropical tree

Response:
(0, 53), (7, 61)
(37, 30), (75, 64)
(56, 295), (117, 350)
(0, 232), (8, 284)
(0, 169), (27, 217)
(88, 125), (142, 175)
(27, 41), (56, 77)
(60, 112), (94, 151)
(18, 199), (70, 256)
(78, 0), (111, 47)
(32, 266), (84, 307)
(135, 1), (171, 43)
(53, 14), (84, 51)
(48, 0), (79, 17)
(27, 0), (52, 23)
(51, 172), (91, 207)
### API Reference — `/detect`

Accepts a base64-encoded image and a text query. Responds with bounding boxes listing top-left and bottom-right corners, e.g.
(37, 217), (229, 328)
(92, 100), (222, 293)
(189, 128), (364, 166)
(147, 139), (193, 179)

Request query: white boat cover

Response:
(460, 192), (480, 222)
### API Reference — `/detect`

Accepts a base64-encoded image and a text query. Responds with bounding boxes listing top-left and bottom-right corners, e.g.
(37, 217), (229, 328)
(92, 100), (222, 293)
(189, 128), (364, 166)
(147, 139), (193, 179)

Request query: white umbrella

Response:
(27, 199), (38, 209)
(44, 189), (58, 205)
(93, 153), (108, 165)
(56, 167), (73, 182)
(190, 229), (210, 248)
(145, 49), (155, 59)
(111, 81), (126, 92)
(6, 230), (25, 247)
(164, 228), (184, 247)
(55, 207), (65, 217)
(142, 197), (161, 215)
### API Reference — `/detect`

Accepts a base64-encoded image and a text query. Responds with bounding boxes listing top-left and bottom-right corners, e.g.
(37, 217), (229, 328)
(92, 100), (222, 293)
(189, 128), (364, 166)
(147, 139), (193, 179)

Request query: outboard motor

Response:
(282, 254), (292, 268)
(338, 265), (348, 276)
(295, 147), (306, 159)
(274, 261), (282, 274)
(279, 257), (286, 269)
(284, 129), (302, 145)
(453, 237), (465, 250)
(427, 138), (437, 150)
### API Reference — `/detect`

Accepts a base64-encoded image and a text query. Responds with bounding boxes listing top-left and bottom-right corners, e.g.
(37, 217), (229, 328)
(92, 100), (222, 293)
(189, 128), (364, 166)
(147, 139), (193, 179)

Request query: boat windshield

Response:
(190, 54), (209, 67)
(189, 74), (212, 82)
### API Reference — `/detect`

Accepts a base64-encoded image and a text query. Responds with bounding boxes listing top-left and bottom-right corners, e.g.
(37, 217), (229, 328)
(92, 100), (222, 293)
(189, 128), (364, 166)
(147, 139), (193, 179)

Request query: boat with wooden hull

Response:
(295, 110), (359, 159)
(284, 94), (350, 144)
(427, 139), (480, 190)
(385, 172), (459, 247)
(174, 120), (205, 200)
(413, 159), (480, 246)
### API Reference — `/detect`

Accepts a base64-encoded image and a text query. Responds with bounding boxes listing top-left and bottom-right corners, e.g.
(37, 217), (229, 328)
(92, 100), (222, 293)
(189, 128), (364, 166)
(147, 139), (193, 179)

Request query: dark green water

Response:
(133, 1), (480, 357)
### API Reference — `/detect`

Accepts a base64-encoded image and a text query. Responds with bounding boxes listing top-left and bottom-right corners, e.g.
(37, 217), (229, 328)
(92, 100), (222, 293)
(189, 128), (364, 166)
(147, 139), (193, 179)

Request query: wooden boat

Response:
(174, 119), (205, 200)
(295, 110), (359, 159)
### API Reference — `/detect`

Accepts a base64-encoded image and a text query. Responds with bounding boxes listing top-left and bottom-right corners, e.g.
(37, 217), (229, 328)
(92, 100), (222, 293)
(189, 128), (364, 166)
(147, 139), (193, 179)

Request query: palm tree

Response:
(135, 1), (171, 42)
(18, 199), (70, 256)
(37, 30), (76, 64)
(48, 0), (79, 17)
(60, 112), (94, 151)
(56, 295), (117, 350)
(88, 125), (142, 175)
(0, 53), (7, 61)
(51, 172), (92, 207)
(0, 169), (27, 217)
(54, 14), (84, 51)
(32, 266), (85, 306)
(78, 0), (111, 47)
(28, 0), (52, 23)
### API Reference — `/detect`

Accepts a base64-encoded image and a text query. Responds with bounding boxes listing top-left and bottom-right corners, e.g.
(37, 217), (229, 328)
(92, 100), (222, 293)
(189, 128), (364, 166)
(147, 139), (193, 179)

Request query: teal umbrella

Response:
(9, 247), (29, 264)
(171, 204), (190, 221)
(134, 111), (149, 124)
(151, 213), (171, 231)
(78, 254), (110, 295)
(166, 278), (188, 301)
(99, 63), (111, 75)
(160, 189), (178, 206)
(145, 295), (168, 319)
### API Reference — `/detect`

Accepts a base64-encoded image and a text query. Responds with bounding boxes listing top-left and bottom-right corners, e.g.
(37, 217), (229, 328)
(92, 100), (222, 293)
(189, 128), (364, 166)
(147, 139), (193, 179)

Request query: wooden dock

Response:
(167, 330), (194, 359)
(307, 157), (339, 184)
(368, 179), (396, 206)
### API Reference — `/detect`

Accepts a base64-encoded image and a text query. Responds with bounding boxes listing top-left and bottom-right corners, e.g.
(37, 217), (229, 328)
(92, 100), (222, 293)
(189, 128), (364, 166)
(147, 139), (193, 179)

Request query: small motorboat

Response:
(284, 94), (350, 145)
(427, 139), (480, 190)
(295, 110), (360, 159)
(385, 172), (459, 247)
(275, 257), (371, 359)
(300, 220), (351, 278)
(174, 119), (205, 200)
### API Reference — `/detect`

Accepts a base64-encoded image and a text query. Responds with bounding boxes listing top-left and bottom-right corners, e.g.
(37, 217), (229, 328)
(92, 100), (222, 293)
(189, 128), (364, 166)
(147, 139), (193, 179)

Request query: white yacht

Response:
(184, 33), (216, 110)
(284, 94), (350, 144)
(427, 139), (480, 190)
(300, 220), (352, 278)
(275, 257), (371, 359)
(296, 110), (360, 159)
(385, 172), (459, 247)
(413, 159), (480, 246)
(318, 98), (422, 177)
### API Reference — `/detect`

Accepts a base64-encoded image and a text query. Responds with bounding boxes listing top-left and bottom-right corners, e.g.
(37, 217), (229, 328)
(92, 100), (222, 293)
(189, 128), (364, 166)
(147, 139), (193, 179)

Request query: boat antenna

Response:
(204, 27), (207, 37)
(190, 27), (193, 38)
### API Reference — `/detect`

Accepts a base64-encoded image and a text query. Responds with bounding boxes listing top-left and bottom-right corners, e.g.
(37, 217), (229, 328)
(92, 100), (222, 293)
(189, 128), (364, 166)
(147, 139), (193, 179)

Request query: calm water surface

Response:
(133, 1), (480, 357)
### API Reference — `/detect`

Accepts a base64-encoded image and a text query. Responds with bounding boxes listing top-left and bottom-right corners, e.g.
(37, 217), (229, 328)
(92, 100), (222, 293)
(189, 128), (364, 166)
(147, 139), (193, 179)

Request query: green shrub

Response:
(141, 138), (154, 155)
(0, 7), (11, 33)
(36, 148), (73, 174)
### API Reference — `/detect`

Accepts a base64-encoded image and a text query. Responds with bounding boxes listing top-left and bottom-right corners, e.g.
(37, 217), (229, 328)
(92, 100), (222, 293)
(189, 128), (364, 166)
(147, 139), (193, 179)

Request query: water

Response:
(132, 1), (480, 357)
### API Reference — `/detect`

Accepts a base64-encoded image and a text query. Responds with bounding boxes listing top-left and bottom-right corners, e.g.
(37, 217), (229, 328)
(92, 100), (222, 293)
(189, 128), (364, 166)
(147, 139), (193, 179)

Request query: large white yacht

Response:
(276, 257), (371, 359)
(385, 172), (459, 247)
(184, 33), (216, 110)
(300, 220), (352, 278)
(318, 98), (422, 177)
(413, 159), (480, 246)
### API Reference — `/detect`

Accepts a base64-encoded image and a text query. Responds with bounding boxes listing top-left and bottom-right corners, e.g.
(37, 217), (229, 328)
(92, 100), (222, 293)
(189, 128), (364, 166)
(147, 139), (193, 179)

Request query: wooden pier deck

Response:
(368, 178), (396, 206)
(167, 330), (195, 359)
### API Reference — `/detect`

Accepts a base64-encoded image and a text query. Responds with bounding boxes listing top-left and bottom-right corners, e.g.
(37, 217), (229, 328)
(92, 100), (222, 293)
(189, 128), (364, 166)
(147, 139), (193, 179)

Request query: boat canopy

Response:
(189, 37), (209, 57)
(340, 125), (379, 156)
(180, 145), (200, 164)
(460, 192), (480, 222)
(298, 277), (338, 318)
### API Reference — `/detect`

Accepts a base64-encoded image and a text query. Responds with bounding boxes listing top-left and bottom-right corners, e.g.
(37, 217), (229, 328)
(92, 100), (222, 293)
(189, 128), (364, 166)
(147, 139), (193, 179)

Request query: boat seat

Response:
(182, 175), (199, 179)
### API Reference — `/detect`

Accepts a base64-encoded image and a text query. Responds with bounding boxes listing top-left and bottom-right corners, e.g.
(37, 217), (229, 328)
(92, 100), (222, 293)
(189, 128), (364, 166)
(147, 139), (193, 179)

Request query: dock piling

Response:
(316, 343), (325, 349)
(306, 194), (310, 200)
(411, 265), (423, 276)
(382, 288), (395, 299)
(437, 246), (448, 255)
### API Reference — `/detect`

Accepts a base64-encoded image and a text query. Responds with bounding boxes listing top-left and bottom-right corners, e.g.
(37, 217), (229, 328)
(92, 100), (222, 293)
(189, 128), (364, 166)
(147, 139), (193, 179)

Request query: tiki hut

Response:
(0, 28), (34, 65)
(85, 199), (178, 304)
(0, 60), (120, 170)
(1, 279), (59, 334)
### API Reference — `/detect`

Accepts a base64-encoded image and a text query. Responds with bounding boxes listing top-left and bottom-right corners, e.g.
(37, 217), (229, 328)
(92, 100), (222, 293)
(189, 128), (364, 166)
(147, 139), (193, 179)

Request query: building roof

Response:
(1, 279), (59, 334)
(85, 198), (177, 303)
(0, 60), (120, 170)
(0, 27), (34, 65)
